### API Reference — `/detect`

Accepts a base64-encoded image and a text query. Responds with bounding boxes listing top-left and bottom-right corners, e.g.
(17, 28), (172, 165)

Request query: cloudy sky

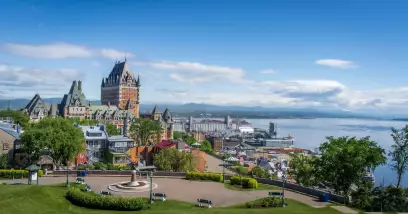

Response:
(0, 0), (407, 113)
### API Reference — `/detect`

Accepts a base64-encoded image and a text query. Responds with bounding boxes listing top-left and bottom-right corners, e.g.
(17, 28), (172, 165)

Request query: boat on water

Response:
(363, 171), (376, 183)
(243, 122), (294, 148)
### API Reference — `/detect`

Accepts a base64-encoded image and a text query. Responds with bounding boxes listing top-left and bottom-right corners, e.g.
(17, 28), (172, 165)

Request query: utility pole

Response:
(281, 168), (286, 207)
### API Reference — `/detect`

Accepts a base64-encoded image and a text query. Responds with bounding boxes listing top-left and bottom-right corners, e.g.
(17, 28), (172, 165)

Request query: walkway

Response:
(205, 154), (235, 174)
(3, 176), (329, 207)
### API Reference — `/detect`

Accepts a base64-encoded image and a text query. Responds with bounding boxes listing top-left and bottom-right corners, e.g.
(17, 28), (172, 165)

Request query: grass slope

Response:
(0, 184), (341, 214)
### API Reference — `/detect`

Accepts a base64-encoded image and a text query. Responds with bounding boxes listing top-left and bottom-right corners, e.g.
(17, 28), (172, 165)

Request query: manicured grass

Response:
(224, 180), (281, 191)
(0, 184), (341, 214)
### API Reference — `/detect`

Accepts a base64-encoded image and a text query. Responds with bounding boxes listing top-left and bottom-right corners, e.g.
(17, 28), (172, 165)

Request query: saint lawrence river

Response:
(246, 118), (408, 187)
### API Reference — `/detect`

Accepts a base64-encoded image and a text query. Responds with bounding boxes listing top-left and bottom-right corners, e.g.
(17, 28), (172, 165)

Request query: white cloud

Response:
(0, 64), (83, 99)
(316, 59), (357, 69)
(100, 49), (134, 60)
(1, 43), (133, 60)
(133, 60), (248, 84)
(260, 69), (279, 74)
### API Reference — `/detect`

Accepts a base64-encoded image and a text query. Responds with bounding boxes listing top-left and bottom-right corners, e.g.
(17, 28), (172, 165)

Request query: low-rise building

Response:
(0, 122), (21, 165)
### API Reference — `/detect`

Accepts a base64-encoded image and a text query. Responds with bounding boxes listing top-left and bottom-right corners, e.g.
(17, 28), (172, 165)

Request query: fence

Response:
(52, 170), (344, 203)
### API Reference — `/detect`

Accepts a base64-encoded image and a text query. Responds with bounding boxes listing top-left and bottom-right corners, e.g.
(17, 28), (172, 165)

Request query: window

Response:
(3, 143), (9, 150)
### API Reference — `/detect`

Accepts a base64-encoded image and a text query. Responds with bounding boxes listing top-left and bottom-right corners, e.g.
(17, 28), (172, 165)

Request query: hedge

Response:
(230, 176), (258, 189)
(245, 197), (284, 208)
(66, 187), (146, 211)
(186, 172), (223, 182)
(0, 169), (43, 178)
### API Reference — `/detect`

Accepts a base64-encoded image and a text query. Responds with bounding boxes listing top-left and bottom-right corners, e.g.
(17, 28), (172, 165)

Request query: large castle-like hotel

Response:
(22, 60), (174, 140)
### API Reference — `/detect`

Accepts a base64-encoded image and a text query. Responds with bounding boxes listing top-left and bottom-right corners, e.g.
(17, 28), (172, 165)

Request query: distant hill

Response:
(0, 98), (388, 119)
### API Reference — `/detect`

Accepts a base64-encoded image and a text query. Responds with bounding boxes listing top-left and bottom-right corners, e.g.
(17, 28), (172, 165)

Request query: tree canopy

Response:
(288, 153), (319, 187)
(106, 123), (120, 136)
(173, 131), (183, 140)
(200, 140), (212, 152)
(318, 136), (386, 197)
(153, 148), (195, 172)
(20, 117), (85, 166)
(389, 126), (408, 188)
(129, 118), (163, 146)
(0, 110), (30, 128)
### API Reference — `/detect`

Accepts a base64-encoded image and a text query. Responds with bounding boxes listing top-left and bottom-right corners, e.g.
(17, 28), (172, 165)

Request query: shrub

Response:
(229, 176), (258, 189)
(66, 187), (146, 211)
(245, 202), (254, 208)
(186, 172), (223, 182)
(0, 169), (43, 178)
(260, 197), (283, 207)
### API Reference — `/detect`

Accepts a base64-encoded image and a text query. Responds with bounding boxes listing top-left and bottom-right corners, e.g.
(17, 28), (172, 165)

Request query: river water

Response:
(246, 118), (408, 187)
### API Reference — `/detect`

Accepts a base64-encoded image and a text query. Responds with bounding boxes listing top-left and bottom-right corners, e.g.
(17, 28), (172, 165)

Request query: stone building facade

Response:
(22, 94), (58, 122)
(101, 60), (140, 118)
(140, 105), (174, 143)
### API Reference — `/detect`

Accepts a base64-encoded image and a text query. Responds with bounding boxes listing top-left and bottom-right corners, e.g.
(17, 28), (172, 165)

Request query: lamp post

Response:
(148, 171), (153, 204)
(281, 168), (286, 207)
(222, 159), (225, 183)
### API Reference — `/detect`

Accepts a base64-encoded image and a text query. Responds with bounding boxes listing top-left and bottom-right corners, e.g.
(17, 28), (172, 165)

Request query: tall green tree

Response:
(288, 153), (319, 187)
(106, 123), (120, 136)
(129, 118), (163, 146)
(200, 140), (212, 152)
(20, 117), (85, 186)
(319, 136), (386, 201)
(173, 131), (183, 140)
(153, 148), (195, 172)
(389, 126), (408, 188)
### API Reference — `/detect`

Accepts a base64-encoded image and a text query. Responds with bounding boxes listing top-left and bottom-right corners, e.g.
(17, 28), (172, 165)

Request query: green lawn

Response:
(224, 180), (281, 191)
(0, 184), (341, 214)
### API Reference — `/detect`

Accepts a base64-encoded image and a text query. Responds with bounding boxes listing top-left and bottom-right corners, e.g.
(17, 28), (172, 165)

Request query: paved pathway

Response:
(3, 176), (329, 208)
(205, 154), (235, 174)
(331, 206), (358, 214)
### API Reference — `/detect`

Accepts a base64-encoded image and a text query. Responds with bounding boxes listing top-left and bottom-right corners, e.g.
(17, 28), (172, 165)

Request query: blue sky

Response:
(0, 0), (407, 112)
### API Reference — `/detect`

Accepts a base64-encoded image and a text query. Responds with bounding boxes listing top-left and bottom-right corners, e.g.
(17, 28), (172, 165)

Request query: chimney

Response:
(78, 80), (82, 91)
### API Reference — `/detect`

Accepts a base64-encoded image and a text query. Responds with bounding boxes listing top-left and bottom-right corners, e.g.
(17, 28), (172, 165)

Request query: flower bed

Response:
(186, 172), (223, 182)
(65, 187), (146, 211)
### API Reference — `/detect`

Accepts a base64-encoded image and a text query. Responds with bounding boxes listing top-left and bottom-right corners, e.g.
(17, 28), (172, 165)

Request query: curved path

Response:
(4, 176), (328, 207)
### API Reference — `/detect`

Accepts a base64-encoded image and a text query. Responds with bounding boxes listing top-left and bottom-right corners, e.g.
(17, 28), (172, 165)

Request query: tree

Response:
(0, 154), (8, 169)
(319, 136), (386, 201)
(288, 153), (319, 187)
(106, 123), (120, 136)
(153, 148), (195, 172)
(251, 165), (269, 178)
(173, 131), (183, 140)
(200, 140), (212, 152)
(130, 118), (164, 166)
(130, 118), (164, 146)
(20, 117), (85, 186)
(389, 126), (408, 188)
(0, 110), (30, 128)
(350, 181), (374, 211)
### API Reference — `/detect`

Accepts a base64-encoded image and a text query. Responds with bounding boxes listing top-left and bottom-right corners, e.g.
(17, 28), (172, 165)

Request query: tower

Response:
(101, 60), (140, 117)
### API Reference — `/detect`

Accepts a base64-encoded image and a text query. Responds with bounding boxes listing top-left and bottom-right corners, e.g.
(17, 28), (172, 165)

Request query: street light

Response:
(148, 171), (153, 204)
(281, 167), (286, 207)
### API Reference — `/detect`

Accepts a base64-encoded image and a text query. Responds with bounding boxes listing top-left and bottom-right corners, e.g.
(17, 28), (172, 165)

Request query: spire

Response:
(101, 78), (105, 87)
(136, 75), (141, 87)
(152, 104), (158, 115)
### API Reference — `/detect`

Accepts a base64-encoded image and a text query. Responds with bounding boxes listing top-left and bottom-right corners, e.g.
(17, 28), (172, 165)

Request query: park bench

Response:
(75, 178), (85, 184)
(152, 193), (166, 201)
(197, 199), (212, 208)
(100, 191), (112, 196)
(269, 191), (283, 198)
(85, 185), (92, 192)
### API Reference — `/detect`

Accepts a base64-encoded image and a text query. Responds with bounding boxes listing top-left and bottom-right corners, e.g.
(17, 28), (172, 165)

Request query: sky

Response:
(0, 0), (408, 113)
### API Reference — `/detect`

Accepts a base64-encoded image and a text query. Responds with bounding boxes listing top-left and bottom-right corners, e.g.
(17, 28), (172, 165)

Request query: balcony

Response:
(109, 147), (128, 154)
(86, 145), (102, 150)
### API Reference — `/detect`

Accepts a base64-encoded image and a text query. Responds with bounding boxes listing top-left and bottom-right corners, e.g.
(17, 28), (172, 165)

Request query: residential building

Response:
(78, 124), (108, 164)
(192, 132), (205, 142)
(22, 94), (58, 122)
(0, 122), (21, 165)
(209, 137), (224, 152)
(106, 135), (134, 166)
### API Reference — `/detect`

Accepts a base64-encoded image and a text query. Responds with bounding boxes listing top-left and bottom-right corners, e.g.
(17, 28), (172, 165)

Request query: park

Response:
(1, 168), (345, 214)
